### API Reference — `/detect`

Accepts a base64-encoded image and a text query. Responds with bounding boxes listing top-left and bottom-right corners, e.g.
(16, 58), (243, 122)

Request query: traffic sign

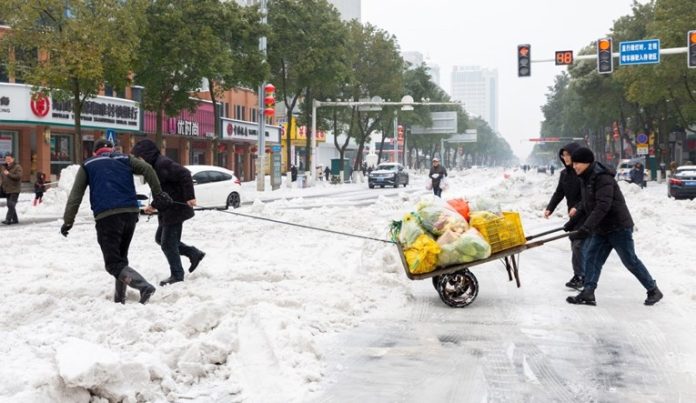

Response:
(106, 129), (116, 145)
(636, 133), (648, 144)
(619, 39), (660, 65)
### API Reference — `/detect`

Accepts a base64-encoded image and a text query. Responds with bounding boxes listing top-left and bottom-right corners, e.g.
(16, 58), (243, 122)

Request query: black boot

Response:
(565, 275), (584, 290)
(114, 278), (127, 304)
(567, 287), (596, 306)
(159, 276), (184, 287)
(118, 267), (156, 304)
(645, 286), (663, 306)
(188, 250), (206, 273)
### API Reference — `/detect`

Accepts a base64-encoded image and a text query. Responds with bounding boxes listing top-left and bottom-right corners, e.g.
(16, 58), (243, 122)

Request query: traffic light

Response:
(518, 44), (531, 77)
(597, 38), (613, 74)
(689, 30), (696, 68)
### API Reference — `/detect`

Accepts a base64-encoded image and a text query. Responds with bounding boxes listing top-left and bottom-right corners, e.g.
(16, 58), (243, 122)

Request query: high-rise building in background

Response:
(450, 66), (498, 132)
(328, 0), (361, 21)
(402, 51), (441, 87)
(236, 0), (360, 22)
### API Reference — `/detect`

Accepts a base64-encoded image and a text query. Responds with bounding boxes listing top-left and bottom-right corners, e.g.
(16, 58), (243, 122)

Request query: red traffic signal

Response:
(597, 38), (613, 74)
(689, 31), (696, 68)
(518, 44), (531, 77)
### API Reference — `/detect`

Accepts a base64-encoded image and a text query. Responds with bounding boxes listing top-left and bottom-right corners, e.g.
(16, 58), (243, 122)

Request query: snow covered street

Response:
(1, 168), (695, 402)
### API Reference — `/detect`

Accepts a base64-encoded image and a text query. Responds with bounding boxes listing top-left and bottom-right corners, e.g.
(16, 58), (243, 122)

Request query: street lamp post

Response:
(310, 97), (455, 184)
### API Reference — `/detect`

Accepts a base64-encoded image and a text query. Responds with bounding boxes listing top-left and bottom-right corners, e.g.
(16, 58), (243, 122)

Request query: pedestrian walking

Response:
(629, 162), (645, 188)
(563, 147), (662, 306)
(34, 171), (47, 206)
(1, 152), (22, 225)
(61, 139), (172, 304)
(324, 166), (330, 182)
(132, 139), (206, 287)
(290, 165), (298, 182)
(543, 143), (586, 290)
(429, 157), (447, 197)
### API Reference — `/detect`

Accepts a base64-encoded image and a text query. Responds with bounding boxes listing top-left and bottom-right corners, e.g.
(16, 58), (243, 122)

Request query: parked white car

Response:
(186, 165), (242, 209)
(134, 165), (243, 211)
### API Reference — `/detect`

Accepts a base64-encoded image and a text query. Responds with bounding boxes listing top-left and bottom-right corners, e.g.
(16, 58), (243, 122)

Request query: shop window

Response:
(251, 108), (257, 123)
(50, 134), (74, 176)
(224, 102), (230, 118)
(235, 105), (242, 120)
(104, 85), (114, 97)
(0, 131), (18, 157)
(12, 46), (38, 84)
(241, 106), (246, 121)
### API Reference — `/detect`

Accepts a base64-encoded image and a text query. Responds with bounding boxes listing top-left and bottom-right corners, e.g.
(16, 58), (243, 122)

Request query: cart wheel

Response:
(431, 275), (441, 290)
(436, 270), (478, 308)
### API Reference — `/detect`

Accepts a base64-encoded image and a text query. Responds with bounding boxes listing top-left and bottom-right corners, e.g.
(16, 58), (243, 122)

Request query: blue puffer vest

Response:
(83, 152), (138, 216)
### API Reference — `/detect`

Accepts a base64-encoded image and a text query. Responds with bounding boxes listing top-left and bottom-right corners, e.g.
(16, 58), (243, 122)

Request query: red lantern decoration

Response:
(263, 83), (275, 118)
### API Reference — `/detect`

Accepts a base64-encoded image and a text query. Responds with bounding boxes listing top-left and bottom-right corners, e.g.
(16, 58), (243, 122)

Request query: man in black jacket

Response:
(429, 158), (447, 197)
(564, 147), (662, 306)
(544, 143), (586, 289)
(132, 139), (206, 286)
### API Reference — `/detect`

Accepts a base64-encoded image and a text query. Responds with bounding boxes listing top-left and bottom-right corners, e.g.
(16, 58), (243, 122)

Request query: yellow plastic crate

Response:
(471, 211), (526, 254)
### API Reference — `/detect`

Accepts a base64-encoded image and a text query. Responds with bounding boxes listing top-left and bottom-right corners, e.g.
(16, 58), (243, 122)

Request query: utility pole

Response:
(256, 0), (267, 192)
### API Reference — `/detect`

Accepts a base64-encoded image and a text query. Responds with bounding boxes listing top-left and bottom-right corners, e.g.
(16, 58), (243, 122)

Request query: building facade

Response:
(450, 66), (498, 132)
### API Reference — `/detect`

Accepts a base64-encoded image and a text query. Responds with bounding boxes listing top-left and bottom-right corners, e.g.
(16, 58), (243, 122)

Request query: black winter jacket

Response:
(429, 164), (447, 188)
(132, 139), (195, 225)
(573, 161), (634, 235)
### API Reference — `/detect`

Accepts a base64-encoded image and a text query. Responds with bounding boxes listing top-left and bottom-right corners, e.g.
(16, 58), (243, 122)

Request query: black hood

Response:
(131, 139), (160, 166)
(559, 142), (581, 168)
(579, 161), (615, 181)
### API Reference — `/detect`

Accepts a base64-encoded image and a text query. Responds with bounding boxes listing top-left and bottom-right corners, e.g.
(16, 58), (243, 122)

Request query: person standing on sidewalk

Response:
(61, 139), (172, 304)
(1, 152), (22, 225)
(132, 139), (206, 287)
(563, 147), (662, 306)
(543, 143), (586, 290)
(429, 157), (447, 197)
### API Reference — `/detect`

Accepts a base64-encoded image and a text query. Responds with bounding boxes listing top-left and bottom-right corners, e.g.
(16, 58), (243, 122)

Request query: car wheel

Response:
(393, 181), (399, 188)
(369, 184), (374, 189)
(380, 185), (385, 188)
(226, 192), (241, 209)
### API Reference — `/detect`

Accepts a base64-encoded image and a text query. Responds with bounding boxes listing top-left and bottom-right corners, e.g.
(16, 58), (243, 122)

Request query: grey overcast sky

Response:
(362, 0), (645, 160)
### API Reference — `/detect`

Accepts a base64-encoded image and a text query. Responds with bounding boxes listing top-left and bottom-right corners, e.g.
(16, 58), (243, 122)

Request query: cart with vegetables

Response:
(391, 198), (571, 308)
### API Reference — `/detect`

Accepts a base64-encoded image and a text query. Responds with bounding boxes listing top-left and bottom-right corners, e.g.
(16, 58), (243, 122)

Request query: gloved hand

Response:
(562, 221), (574, 232)
(431, 173), (439, 179)
(151, 191), (173, 211)
(60, 223), (73, 237)
(575, 226), (590, 238)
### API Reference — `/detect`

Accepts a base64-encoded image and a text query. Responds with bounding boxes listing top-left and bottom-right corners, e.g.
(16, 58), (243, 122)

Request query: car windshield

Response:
(376, 164), (397, 171)
(676, 169), (696, 176)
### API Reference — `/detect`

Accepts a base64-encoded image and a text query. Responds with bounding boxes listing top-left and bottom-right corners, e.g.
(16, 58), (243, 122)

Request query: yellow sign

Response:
(281, 117), (325, 144)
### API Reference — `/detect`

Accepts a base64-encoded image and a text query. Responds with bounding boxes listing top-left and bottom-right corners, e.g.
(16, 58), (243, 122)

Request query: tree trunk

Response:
(304, 88), (312, 172)
(71, 78), (83, 163)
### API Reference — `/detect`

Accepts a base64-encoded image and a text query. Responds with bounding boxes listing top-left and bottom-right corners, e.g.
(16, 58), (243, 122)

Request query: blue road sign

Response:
(636, 133), (648, 144)
(106, 129), (117, 145)
(619, 39), (660, 66)
(271, 145), (281, 152)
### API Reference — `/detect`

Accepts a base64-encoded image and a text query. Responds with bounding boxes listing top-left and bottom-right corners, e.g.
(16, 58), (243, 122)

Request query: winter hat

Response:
(571, 147), (594, 164)
(93, 138), (113, 151)
(131, 139), (161, 165)
(433, 157), (440, 162)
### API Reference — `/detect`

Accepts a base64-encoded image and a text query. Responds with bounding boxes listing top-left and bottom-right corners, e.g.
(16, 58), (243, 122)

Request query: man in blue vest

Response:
(61, 139), (172, 304)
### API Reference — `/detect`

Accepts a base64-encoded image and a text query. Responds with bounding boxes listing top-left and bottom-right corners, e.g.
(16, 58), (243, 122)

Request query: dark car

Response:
(668, 165), (696, 199)
(368, 163), (409, 188)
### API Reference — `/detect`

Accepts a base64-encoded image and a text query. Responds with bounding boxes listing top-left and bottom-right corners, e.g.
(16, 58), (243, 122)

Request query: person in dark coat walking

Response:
(629, 162), (645, 188)
(132, 139), (206, 287)
(429, 157), (447, 197)
(324, 166), (330, 182)
(563, 147), (662, 306)
(544, 143), (586, 289)
(61, 139), (171, 304)
(1, 153), (22, 225)
(290, 165), (298, 182)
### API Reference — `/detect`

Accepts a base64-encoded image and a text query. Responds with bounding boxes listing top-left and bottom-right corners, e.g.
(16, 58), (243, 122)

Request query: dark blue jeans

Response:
(155, 222), (198, 280)
(583, 228), (656, 291)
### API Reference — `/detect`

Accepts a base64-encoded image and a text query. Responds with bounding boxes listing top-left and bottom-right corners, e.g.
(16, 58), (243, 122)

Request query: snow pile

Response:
(1, 167), (694, 401)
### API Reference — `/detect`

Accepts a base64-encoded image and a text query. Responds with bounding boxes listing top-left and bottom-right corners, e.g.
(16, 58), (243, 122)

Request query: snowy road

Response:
(314, 241), (696, 402)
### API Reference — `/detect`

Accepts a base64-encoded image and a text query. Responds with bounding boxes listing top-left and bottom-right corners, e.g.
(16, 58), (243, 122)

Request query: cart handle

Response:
(525, 226), (564, 241)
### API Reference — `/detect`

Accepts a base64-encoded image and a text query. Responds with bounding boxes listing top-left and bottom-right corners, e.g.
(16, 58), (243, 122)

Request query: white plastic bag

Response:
(425, 181), (433, 190)
(440, 177), (449, 191)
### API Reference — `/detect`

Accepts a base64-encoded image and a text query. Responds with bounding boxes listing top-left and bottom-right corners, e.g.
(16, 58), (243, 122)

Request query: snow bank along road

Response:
(1, 168), (695, 402)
